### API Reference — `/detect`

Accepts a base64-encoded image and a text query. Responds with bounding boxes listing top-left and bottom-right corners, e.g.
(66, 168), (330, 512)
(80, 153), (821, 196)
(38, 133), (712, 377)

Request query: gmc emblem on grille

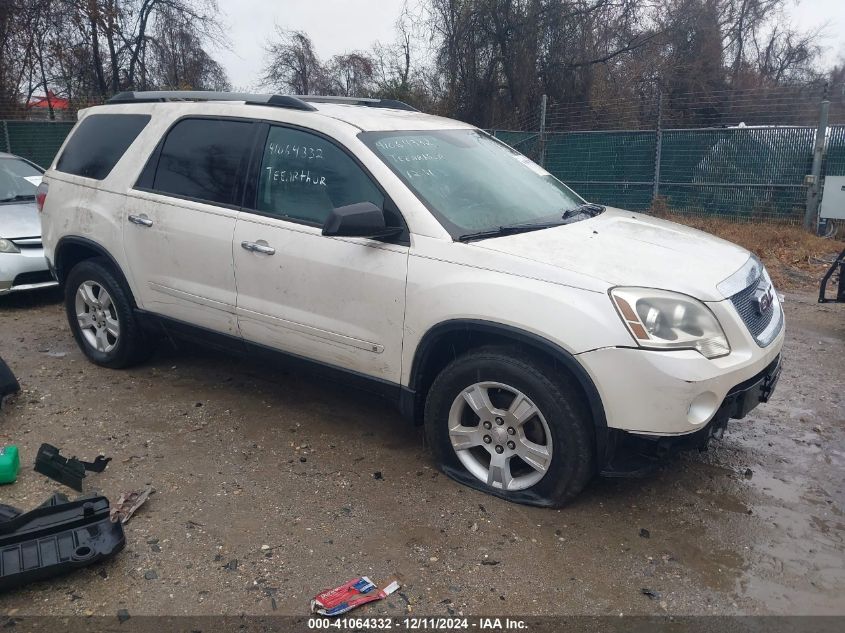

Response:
(752, 284), (774, 315)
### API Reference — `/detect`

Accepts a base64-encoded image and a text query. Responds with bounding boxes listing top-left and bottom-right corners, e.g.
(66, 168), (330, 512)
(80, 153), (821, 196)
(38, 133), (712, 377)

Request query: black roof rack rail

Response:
(107, 91), (419, 113)
(294, 95), (419, 112)
(108, 91), (317, 112)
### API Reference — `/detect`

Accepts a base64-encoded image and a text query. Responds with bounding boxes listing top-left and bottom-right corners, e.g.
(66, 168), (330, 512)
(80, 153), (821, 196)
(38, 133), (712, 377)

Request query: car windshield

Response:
(0, 157), (42, 203)
(361, 129), (584, 239)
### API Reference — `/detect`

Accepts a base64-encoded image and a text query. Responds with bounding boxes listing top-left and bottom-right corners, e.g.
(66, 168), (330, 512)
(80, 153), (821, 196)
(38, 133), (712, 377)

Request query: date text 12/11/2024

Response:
(307, 617), (529, 630)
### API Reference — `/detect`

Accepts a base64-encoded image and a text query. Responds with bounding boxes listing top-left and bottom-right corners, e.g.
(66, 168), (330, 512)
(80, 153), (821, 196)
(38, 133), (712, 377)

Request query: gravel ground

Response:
(0, 288), (842, 617)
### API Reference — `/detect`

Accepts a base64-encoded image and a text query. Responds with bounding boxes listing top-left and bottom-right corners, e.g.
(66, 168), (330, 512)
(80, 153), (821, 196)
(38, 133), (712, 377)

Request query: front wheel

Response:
(64, 258), (152, 368)
(424, 346), (595, 507)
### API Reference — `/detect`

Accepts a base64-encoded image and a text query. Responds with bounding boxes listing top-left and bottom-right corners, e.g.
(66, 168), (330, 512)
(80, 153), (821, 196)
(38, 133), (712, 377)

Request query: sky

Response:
(216, 0), (409, 90)
(215, 0), (845, 90)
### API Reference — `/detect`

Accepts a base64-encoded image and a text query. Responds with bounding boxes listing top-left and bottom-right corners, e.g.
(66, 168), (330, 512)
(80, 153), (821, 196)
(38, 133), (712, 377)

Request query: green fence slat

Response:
(4, 120), (839, 223)
(826, 126), (845, 176)
(3, 120), (75, 168)
(489, 126), (823, 222)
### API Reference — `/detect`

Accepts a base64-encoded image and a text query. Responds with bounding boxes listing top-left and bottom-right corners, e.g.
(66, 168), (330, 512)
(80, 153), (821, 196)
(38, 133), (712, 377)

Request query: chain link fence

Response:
(2, 85), (845, 227)
(491, 83), (845, 226)
(0, 96), (102, 167)
(1, 120), (75, 168)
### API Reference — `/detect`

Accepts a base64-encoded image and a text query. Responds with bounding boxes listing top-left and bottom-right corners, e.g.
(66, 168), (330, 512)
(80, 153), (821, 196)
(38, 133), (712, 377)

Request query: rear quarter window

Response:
(56, 114), (150, 180)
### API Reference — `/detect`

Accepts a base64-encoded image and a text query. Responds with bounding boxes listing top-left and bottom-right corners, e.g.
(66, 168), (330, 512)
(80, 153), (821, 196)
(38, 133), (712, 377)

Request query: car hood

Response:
(469, 208), (751, 301)
(0, 201), (41, 239)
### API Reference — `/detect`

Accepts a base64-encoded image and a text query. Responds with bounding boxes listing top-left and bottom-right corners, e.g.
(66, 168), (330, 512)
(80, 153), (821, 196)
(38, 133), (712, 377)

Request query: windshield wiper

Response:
(457, 219), (565, 243)
(0, 194), (35, 203)
(561, 202), (605, 221)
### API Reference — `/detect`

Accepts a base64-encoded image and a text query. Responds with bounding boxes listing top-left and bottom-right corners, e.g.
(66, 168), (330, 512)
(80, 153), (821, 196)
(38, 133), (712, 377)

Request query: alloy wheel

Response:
(447, 381), (553, 491)
(75, 280), (120, 353)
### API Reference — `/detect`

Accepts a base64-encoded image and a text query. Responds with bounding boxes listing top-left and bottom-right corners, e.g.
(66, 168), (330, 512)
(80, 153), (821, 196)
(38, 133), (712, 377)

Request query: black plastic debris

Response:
(0, 493), (125, 592)
(34, 443), (112, 491)
(0, 357), (20, 404)
(1, 492), (69, 520)
(640, 587), (661, 600)
(0, 505), (20, 523)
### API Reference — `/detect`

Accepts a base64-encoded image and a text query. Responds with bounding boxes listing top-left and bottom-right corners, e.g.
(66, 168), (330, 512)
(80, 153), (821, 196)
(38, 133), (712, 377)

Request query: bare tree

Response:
(261, 29), (326, 94)
(146, 4), (230, 90)
(719, 0), (823, 86)
(325, 53), (374, 96)
(421, 0), (663, 126)
(368, 2), (438, 111)
(0, 0), (229, 106)
(0, 0), (833, 126)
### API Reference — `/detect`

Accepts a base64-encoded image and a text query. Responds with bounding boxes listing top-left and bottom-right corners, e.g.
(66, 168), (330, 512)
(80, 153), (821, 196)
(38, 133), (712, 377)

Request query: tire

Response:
(64, 257), (153, 368)
(424, 346), (595, 507)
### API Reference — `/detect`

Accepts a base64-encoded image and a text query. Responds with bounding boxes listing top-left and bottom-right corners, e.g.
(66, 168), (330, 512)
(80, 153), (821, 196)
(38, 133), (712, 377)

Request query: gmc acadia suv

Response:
(38, 91), (784, 506)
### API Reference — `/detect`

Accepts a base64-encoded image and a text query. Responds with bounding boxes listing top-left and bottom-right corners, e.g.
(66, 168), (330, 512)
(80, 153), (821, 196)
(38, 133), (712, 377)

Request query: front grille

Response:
(729, 270), (782, 347)
(12, 270), (54, 287)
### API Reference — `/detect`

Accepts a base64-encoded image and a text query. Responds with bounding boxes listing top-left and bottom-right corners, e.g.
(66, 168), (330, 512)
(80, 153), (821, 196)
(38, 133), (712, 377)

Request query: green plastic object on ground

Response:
(0, 446), (20, 484)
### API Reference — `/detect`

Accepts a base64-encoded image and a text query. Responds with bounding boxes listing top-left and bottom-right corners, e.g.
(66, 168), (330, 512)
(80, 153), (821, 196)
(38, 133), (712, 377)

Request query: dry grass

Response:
(656, 213), (844, 292)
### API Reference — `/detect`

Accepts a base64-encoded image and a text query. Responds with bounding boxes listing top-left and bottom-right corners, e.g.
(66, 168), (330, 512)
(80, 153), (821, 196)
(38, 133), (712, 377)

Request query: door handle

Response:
(128, 214), (153, 227)
(241, 241), (275, 255)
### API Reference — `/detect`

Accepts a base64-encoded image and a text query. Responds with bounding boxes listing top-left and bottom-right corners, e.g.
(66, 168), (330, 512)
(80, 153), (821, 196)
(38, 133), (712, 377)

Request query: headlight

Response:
(0, 238), (20, 254)
(610, 287), (730, 359)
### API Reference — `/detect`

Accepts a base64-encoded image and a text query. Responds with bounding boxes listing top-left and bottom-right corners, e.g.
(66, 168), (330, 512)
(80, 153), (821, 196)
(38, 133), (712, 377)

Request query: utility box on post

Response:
(820, 176), (845, 220)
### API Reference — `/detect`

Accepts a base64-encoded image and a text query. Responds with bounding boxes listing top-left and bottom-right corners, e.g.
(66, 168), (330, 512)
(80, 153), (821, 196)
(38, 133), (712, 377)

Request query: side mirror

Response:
(322, 202), (403, 239)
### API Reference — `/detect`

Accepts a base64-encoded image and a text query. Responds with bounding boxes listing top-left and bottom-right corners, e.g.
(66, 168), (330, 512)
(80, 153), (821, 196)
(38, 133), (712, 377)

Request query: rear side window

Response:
(149, 118), (253, 206)
(56, 114), (150, 180)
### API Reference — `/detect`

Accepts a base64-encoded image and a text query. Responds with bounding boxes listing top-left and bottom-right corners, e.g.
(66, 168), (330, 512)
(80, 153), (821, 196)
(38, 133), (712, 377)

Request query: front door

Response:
(233, 124), (408, 382)
(123, 117), (255, 335)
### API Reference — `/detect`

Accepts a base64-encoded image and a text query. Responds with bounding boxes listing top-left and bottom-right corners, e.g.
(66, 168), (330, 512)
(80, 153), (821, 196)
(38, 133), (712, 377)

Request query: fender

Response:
(53, 236), (127, 286)
(407, 319), (609, 457)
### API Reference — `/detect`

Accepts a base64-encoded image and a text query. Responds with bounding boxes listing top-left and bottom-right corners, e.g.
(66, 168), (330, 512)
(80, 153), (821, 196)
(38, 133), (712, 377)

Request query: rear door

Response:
(123, 117), (256, 335)
(232, 123), (409, 382)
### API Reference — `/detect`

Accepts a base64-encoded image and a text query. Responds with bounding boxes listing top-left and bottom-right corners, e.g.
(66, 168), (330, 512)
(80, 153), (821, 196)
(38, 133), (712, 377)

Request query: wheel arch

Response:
(54, 237), (135, 301)
(406, 319), (609, 457)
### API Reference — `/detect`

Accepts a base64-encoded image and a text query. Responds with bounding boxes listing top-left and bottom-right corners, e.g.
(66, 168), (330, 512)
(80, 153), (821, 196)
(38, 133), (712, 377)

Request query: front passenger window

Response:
(256, 126), (384, 225)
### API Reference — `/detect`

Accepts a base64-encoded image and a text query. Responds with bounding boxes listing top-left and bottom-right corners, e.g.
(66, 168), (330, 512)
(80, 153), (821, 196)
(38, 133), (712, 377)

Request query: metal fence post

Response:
(1, 121), (10, 154)
(652, 90), (663, 206)
(538, 94), (547, 167)
(804, 97), (830, 230)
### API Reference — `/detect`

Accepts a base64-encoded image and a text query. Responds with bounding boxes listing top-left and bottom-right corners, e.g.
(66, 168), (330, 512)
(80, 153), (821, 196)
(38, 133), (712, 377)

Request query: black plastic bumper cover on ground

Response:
(0, 493), (124, 592)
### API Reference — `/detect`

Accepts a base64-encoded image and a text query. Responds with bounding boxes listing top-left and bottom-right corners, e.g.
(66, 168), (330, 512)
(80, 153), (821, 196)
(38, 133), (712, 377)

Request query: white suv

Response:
(39, 91), (784, 506)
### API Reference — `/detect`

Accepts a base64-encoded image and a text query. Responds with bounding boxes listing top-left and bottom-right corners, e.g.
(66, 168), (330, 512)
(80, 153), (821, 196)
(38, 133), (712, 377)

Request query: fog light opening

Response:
(688, 392), (719, 425)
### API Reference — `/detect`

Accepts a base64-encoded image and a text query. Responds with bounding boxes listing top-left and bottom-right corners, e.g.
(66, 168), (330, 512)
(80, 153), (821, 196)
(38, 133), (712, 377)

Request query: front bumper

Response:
(577, 296), (784, 436)
(600, 353), (782, 476)
(0, 247), (58, 296)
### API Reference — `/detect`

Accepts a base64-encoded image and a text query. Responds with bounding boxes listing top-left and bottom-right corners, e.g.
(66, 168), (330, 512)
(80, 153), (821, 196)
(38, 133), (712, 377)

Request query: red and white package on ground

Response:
(311, 576), (401, 616)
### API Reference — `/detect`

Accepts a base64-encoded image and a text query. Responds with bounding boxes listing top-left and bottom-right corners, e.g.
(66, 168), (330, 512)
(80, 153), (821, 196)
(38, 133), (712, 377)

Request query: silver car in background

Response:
(0, 153), (57, 296)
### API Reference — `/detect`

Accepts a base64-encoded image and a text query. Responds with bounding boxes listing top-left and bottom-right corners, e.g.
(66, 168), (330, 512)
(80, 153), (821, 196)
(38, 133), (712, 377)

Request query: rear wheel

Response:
(64, 258), (152, 368)
(425, 346), (595, 506)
